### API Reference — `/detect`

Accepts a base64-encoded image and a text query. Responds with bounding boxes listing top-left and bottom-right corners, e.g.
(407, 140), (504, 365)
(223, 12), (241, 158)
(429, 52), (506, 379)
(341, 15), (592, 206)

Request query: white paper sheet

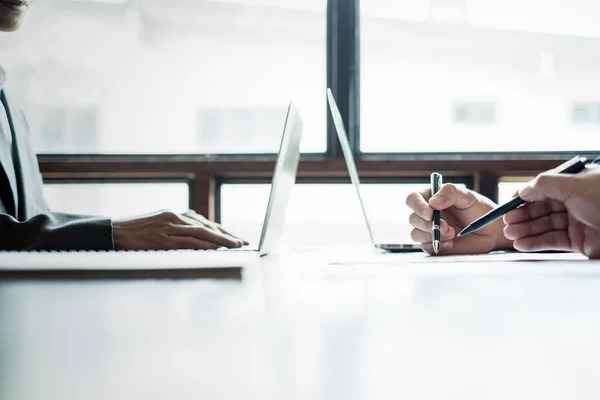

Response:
(327, 246), (587, 266)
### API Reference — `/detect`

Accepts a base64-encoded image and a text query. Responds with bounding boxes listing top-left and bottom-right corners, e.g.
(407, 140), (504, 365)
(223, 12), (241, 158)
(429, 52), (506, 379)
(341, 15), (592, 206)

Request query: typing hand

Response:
(112, 210), (248, 251)
(504, 165), (600, 258)
(406, 183), (512, 255)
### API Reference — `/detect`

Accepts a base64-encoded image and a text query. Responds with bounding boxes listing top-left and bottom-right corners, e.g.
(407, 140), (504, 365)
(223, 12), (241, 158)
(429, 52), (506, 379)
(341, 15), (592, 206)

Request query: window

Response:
(2, 0), (326, 154)
(44, 182), (190, 218)
(219, 182), (467, 247)
(197, 107), (288, 153)
(37, 107), (99, 153)
(361, 1), (600, 153)
(430, 0), (467, 23)
(497, 178), (533, 205)
(572, 103), (600, 124)
(453, 103), (496, 124)
(7, 0), (594, 227)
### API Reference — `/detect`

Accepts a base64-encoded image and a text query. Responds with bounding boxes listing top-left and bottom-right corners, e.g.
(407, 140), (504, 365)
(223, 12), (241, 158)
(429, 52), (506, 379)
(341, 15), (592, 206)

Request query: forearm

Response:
(0, 212), (114, 251)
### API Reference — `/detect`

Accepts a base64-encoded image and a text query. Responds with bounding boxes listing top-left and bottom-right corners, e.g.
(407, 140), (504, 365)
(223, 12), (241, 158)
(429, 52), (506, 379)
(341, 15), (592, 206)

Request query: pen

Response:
(458, 156), (589, 237)
(430, 172), (442, 254)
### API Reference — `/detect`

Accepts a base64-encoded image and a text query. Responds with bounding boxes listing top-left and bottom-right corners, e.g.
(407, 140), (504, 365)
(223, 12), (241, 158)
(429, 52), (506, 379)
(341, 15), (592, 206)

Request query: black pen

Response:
(458, 156), (589, 237)
(430, 172), (442, 254)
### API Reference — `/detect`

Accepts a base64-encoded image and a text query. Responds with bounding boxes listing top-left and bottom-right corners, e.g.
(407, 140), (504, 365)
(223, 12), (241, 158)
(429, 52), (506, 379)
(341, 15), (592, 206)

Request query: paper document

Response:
(328, 247), (587, 265)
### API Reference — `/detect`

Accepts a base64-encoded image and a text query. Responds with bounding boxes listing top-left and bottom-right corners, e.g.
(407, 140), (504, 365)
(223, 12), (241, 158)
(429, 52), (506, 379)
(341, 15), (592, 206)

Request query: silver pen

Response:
(430, 172), (442, 254)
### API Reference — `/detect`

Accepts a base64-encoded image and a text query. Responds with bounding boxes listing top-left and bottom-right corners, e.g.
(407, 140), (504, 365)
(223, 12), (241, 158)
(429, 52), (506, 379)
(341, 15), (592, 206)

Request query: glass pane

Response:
(571, 102), (600, 124)
(361, 0), (600, 153)
(497, 179), (533, 205)
(44, 183), (189, 219)
(0, 0), (326, 154)
(220, 182), (465, 247)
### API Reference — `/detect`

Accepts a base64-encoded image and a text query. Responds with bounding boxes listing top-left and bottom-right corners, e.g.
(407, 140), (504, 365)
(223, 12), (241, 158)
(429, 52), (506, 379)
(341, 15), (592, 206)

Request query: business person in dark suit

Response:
(405, 158), (600, 259)
(0, 1), (246, 251)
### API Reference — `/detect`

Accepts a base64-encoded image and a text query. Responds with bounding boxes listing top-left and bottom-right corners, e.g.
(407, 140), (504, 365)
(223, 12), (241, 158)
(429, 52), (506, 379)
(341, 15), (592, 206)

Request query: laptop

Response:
(326, 89), (421, 252)
(0, 103), (302, 277)
(222, 101), (303, 256)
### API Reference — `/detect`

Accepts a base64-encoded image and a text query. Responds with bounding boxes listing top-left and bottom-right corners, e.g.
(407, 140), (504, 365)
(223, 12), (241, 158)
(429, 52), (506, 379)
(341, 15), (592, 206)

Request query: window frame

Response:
(37, 0), (600, 217)
(38, 153), (594, 220)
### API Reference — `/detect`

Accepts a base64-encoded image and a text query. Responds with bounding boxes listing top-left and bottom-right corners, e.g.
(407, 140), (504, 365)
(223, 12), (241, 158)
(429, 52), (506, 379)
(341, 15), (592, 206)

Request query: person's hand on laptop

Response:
(406, 183), (513, 255)
(112, 209), (248, 251)
(503, 165), (600, 258)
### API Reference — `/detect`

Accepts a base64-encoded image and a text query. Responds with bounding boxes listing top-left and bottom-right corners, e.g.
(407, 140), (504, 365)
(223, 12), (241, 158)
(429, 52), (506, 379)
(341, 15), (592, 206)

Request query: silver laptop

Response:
(0, 105), (302, 274)
(326, 89), (420, 252)
(224, 102), (303, 256)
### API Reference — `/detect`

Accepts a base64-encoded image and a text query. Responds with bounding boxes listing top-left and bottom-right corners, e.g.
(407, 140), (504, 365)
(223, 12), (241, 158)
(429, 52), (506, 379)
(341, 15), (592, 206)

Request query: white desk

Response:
(1, 248), (599, 400)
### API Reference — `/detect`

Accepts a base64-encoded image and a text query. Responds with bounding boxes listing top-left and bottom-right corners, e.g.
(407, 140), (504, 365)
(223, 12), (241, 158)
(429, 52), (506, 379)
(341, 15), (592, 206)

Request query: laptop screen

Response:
(326, 89), (377, 247)
(257, 103), (303, 254)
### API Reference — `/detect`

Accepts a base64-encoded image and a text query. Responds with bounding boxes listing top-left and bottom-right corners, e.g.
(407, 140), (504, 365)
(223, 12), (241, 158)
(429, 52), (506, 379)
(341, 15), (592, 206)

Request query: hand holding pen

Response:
(458, 156), (589, 237)
(406, 176), (510, 256)
(503, 156), (600, 258)
(408, 156), (600, 257)
(430, 172), (442, 254)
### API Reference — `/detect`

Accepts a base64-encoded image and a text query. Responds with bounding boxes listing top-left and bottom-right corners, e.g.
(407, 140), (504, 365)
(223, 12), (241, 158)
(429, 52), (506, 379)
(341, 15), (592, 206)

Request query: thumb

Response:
(518, 174), (580, 203)
(429, 183), (479, 210)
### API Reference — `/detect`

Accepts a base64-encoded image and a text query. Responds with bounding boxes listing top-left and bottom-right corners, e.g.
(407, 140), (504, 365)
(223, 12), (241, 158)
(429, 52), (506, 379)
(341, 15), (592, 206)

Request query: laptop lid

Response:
(326, 89), (377, 248)
(257, 103), (303, 255)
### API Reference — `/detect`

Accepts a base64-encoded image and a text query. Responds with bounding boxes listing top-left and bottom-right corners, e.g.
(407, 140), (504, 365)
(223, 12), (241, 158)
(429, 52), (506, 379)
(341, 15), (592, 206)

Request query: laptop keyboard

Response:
(215, 245), (258, 252)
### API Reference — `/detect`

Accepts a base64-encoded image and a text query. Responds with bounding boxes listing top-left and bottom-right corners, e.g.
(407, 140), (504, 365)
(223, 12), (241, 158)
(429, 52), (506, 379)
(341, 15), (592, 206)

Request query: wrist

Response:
(110, 220), (116, 251)
(112, 220), (126, 250)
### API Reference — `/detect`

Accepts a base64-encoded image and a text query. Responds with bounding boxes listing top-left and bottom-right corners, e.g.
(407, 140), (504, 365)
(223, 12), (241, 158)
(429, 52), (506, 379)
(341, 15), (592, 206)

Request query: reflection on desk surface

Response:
(1, 248), (600, 400)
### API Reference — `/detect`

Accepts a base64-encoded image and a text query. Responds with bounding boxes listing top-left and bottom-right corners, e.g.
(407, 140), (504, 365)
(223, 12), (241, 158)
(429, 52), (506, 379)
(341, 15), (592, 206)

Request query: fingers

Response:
(182, 209), (207, 221)
(429, 183), (481, 211)
(406, 188), (433, 221)
(164, 237), (221, 250)
(504, 205), (573, 253)
(214, 225), (249, 245)
(421, 240), (454, 255)
(410, 221), (455, 243)
(503, 200), (566, 225)
(181, 210), (217, 229)
(182, 210), (215, 228)
(182, 210), (249, 245)
(408, 213), (451, 233)
(504, 212), (568, 240)
(179, 214), (203, 227)
(114, 210), (246, 250)
(409, 213), (456, 243)
(518, 173), (580, 203)
(405, 183), (480, 220)
(168, 224), (243, 248)
(408, 211), (456, 255)
(513, 231), (572, 252)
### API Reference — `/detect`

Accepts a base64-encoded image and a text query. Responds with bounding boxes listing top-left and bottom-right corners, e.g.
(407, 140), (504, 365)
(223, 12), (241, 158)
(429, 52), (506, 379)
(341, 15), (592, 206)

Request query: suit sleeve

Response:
(0, 212), (114, 251)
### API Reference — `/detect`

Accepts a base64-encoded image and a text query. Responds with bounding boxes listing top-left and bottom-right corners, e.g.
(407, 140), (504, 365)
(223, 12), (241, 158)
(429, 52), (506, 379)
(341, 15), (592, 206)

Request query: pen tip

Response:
(433, 240), (440, 254)
(458, 225), (472, 237)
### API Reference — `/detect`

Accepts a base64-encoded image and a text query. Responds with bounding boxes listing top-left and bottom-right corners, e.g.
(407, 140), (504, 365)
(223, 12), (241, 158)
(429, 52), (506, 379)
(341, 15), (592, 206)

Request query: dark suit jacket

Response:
(0, 90), (114, 251)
